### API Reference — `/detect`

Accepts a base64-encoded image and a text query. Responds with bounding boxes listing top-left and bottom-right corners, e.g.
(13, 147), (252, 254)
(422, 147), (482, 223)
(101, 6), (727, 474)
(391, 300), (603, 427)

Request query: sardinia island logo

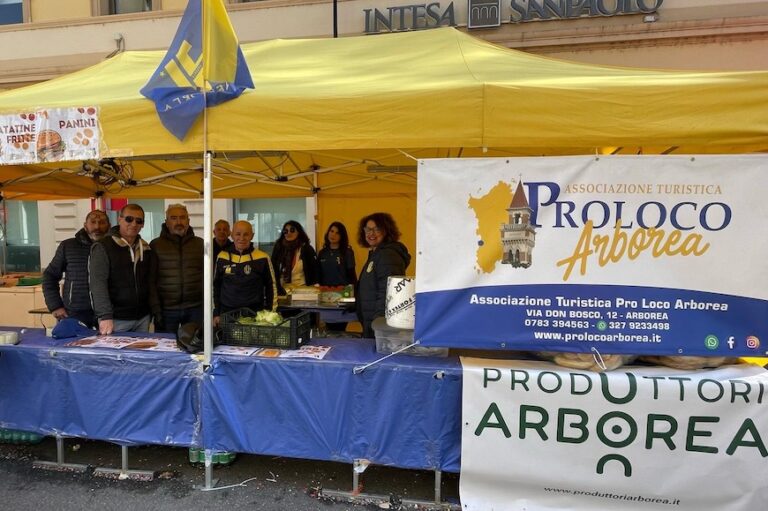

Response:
(468, 178), (538, 274)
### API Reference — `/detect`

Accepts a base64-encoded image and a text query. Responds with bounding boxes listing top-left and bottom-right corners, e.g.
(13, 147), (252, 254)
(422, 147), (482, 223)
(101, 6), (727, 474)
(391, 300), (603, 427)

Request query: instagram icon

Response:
(746, 336), (760, 349)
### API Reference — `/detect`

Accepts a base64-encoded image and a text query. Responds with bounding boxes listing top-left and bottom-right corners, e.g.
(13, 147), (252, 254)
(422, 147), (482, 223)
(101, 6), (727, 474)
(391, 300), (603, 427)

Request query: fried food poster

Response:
(415, 155), (768, 356)
(0, 107), (100, 164)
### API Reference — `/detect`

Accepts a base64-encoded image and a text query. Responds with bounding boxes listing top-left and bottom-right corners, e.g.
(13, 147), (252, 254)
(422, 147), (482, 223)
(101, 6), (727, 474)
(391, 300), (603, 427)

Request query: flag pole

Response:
(202, 0), (214, 367)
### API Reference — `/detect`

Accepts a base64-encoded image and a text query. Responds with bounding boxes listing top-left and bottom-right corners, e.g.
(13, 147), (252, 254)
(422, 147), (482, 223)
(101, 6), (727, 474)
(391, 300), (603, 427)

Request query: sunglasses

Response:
(282, 227), (297, 234)
(122, 215), (145, 225)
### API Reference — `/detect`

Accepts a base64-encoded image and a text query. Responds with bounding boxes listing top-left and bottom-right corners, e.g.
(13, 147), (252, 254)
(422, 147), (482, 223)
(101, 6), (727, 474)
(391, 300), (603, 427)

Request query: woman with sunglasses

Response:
(317, 221), (357, 331)
(356, 212), (411, 339)
(270, 220), (318, 296)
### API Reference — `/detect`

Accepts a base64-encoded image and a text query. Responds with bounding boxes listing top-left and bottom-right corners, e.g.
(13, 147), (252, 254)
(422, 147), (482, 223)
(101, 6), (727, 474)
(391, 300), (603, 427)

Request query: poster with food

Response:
(0, 107), (101, 165)
(37, 107), (100, 162)
(65, 336), (138, 349)
(0, 113), (38, 164)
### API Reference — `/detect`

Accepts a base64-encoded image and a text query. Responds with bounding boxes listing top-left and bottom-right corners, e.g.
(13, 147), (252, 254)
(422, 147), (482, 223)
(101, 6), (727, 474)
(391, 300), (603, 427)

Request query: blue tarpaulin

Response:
(202, 339), (462, 471)
(0, 330), (202, 446)
(0, 330), (462, 472)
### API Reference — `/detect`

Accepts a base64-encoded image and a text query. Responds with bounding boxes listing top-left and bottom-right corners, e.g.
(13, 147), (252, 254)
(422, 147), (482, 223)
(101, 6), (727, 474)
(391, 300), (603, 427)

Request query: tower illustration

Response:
(501, 180), (536, 268)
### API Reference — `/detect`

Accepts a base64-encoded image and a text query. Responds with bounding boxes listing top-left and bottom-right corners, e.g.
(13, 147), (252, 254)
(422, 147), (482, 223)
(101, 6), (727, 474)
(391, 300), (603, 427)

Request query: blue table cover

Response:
(0, 328), (201, 446)
(201, 338), (462, 472)
(0, 329), (462, 471)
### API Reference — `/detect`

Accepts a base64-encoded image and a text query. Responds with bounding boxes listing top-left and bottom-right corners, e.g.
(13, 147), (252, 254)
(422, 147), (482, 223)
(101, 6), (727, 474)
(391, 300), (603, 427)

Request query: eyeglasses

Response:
(282, 227), (297, 234)
(363, 227), (382, 234)
(122, 215), (145, 225)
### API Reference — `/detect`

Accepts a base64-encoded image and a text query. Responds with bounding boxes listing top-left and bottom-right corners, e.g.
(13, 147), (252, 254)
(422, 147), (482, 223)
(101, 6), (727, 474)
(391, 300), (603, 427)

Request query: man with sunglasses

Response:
(89, 204), (154, 335)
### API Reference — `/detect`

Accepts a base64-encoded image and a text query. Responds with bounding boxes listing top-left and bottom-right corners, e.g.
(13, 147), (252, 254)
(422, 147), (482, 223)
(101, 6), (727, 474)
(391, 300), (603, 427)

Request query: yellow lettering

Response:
(556, 221), (595, 281)
(557, 223), (711, 281)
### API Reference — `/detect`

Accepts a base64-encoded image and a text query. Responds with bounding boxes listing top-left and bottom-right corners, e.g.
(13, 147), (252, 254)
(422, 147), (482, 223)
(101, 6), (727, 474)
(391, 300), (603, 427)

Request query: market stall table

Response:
(0, 328), (201, 446)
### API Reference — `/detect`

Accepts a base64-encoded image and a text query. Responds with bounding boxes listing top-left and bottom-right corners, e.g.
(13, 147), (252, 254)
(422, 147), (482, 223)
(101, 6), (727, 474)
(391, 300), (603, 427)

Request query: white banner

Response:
(415, 155), (768, 356)
(460, 357), (768, 511)
(0, 107), (100, 164)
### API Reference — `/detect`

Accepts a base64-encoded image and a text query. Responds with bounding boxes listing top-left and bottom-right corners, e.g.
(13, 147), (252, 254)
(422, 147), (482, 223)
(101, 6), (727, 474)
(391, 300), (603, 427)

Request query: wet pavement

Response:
(0, 437), (460, 510)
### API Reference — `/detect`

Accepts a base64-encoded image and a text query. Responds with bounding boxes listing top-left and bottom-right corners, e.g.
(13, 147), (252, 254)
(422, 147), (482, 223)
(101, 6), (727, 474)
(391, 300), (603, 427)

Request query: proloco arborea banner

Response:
(414, 155), (768, 357)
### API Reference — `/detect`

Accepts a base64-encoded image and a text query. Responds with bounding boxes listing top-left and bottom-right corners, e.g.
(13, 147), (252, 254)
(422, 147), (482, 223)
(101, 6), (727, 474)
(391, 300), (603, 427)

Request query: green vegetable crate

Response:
(220, 308), (311, 349)
(0, 428), (44, 444)
(188, 448), (236, 465)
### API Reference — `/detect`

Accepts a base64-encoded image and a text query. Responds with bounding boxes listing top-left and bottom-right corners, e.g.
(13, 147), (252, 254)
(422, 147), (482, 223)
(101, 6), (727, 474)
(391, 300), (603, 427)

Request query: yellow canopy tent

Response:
(1, 27), (768, 258)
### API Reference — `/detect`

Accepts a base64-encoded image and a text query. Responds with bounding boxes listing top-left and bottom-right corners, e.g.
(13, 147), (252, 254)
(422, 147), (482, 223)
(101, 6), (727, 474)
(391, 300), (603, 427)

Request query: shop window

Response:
(0, 0), (23, 25)
(100, 0), (153, 15)
(0, 200), (40, 273)
(235, 198), (307, 255)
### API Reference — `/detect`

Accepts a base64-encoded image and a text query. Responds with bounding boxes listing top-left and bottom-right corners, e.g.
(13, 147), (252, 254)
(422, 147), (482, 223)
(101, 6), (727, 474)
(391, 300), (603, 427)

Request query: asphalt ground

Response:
(0, 437), (460, 511)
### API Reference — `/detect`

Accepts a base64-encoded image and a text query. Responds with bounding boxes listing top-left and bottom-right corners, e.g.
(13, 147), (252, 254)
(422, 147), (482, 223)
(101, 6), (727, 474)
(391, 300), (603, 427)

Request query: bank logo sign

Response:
(468, 0), (501, 28)
(363, 0), (663, 33)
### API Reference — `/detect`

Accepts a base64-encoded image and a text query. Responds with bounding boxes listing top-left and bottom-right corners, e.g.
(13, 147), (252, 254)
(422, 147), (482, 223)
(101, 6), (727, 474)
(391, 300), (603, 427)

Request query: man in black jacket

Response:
(89, 204), (153, 335)
(42, 210), (110, 328)
(213, 219), (233, 261)
(149, 204), (204, 333)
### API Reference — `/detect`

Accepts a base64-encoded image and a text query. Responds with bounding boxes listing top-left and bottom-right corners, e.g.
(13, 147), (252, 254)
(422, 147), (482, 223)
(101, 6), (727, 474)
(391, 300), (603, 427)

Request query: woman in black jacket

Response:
(318, 221), (357, 332)
(270, 220), (318, 296)
(356, 213), (411, 338)
(317, 222), (357, 288)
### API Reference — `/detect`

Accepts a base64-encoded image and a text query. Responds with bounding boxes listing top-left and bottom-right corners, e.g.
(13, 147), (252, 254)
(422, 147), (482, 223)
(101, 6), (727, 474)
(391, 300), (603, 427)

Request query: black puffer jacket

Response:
(149, 224), (204, 315)
(356, 241), (411, 338)
(42, 228), (96, 316)
(89, 227), (153, 321)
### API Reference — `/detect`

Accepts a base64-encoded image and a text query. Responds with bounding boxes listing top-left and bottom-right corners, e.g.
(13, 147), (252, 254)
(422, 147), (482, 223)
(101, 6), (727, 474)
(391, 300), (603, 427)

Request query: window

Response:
(235, 198), (307, 255)
(0, 0), (23, 25)
(1, 200), (40, 273)
(102, 0), (153, 15)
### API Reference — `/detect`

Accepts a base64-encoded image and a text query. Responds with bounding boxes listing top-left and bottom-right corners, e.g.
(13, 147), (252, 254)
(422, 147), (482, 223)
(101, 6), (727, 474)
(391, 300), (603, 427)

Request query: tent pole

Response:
(203, 151), (213, 367)
(202, 1), (213, 367)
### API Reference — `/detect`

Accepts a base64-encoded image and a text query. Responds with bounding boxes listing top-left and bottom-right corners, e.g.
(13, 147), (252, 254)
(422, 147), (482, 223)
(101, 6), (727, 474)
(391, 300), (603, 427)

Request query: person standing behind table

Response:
(149, 204), (204, 333)
(42, 210), (110, 328)
(356, 213), (411, 339)
(213, 220), (277, 327)
(89, 204), (154, 335)
(212, 219), (233, 261)
(270, 220), (318, 296)
(318, 221), (357, 332)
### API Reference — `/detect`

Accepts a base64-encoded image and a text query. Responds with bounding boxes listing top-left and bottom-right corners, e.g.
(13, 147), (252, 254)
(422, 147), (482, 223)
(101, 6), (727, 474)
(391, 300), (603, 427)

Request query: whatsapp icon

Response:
(704, 335), (719, 350)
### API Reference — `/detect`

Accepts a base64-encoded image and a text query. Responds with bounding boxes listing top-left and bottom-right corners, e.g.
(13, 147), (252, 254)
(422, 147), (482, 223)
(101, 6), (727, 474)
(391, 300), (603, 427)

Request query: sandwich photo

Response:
(36, 129), (65, 161)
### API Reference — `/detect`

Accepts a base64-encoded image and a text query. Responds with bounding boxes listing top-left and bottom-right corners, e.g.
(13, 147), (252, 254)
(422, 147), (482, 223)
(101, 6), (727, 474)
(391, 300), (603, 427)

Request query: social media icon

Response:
(704, 335), (719, 350)
(746, 336), (760, 350)
(727, 336), (735, 349)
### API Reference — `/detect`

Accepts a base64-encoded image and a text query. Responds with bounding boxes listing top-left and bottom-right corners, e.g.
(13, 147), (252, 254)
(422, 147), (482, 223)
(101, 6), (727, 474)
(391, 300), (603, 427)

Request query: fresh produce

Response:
(237, 310), (284, 326)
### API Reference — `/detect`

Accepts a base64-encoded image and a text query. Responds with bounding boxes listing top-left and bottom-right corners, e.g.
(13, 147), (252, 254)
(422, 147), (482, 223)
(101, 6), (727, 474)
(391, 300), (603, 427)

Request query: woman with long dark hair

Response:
(355, 212), (411, 338)
(270, 220), (318, 295)
(318, 221), (357, 332)
(317, 221), (357, 287)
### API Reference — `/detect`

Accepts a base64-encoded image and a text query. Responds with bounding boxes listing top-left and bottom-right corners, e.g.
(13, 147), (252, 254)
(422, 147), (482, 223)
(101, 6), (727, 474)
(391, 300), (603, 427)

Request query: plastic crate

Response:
(188, 448), (236, 465)
(0, 428), (44, 444)
(220, 308), (311, 349)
